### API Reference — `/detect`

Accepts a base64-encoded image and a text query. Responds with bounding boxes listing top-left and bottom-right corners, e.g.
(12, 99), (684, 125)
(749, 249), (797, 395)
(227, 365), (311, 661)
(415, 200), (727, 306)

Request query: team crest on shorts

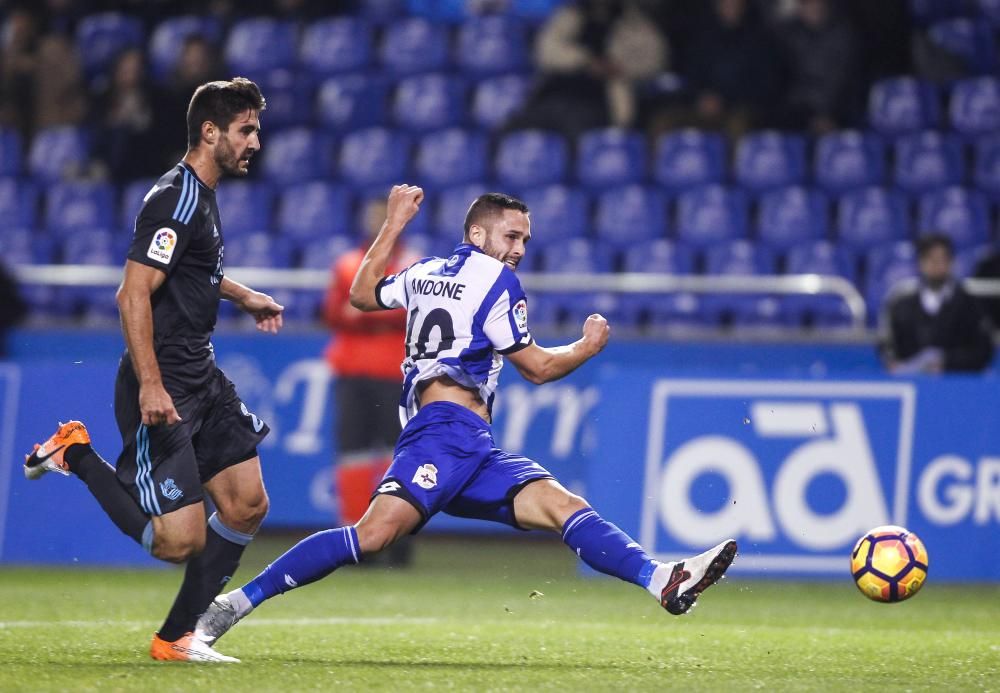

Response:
(412, 463), (438, 490)
(160, 478), (183, 501)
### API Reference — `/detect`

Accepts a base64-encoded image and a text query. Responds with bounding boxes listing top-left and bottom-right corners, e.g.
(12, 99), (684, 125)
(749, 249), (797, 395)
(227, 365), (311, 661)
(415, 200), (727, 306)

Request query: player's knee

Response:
(550, 491), (589, 527)
(153, 533), (205, 564)
(217, 490), (270, 534)
(355, 522), (401, 556)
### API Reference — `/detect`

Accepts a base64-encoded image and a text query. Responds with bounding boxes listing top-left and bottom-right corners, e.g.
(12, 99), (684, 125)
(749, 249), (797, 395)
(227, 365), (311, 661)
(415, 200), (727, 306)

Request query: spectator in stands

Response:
(33, 32), (87, 132)
(879, 234), (994, 374)
(322, 198), (412, 566)
(509, 0), (668, 138)
(0, 9), (40, 138)
(93, 48), (159, 181)
(775, 0), (862, 134)
(0, 261), (27, 359)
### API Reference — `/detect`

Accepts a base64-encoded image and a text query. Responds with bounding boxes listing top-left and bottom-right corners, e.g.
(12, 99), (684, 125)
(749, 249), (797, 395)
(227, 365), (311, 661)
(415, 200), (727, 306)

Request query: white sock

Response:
(226, 588), (255, 619)
(645, 561), (676, 599)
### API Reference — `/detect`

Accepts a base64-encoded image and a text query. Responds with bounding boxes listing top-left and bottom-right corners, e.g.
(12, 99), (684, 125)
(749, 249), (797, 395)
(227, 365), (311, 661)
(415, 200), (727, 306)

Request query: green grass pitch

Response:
(0, 534), (997, 692)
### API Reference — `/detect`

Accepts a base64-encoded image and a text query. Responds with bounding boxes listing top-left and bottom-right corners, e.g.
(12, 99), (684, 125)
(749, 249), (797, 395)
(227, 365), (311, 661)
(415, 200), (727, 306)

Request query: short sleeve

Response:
(375, 267), (410, 310)
(484, 270), (533, 354)
(127, 185), (194, 274)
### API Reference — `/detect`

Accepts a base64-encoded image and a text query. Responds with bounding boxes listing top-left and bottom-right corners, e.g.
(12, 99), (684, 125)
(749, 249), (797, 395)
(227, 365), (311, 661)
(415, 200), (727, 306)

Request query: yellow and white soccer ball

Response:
(850, 525), (929, 603)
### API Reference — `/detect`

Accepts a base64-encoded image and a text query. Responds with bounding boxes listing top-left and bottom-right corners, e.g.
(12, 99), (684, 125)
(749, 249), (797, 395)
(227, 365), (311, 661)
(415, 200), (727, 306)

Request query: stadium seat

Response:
(973, 135), (1000, 199)
(916, 186), (990, 247)
(536, 238), (614, 273)
(215, 181), (275, 233)
(471, 74), (532, 130)
(704, 240), (776, 276)
(414, 129), (488, 189)
(783, 294), (854, 329)
(0, 227), (53, 264)
(518, 184), (590, 241)
(733, 131), (806, 194)
(224, 18), (298, 78)
(927, 18), (997, 75)
(0, 128), (23, 176)
(756, 186), (829, 249)
(28, 126), (89, 183)
(653, 130), (726, 192)
(954, 243), (991, 278)
(866, 241), (918, 279)
(576, 128), (647, 190)
(119, 178), (158, 231)
(593, 184), (667, 245)
(316, 74), (390, 131)
(835, 187), (910, 250)
(647, 292), (711, 329)
(675, 185), (748, 246)
(379, 17), (451, 75)
(0, 178), (38, 229)
(511, 0), (568, 22)
(249, 70), (314, 130)
(337, 127), (411, 190)
(406, 0), (469, 22)
(300, 17), (373, 76)
(358, 0), (407, 23)
(75, 13), (144, 78)
(560, 291), (632, 328)
(276, 182), (352, 240)
(784, 240), (857, 282)
(434, 183), (489, 238)
(392, 73), (466, 132)
(223, 231), (293, 268)
(893, 131), (963, 195)
(865, 243), (919, 319)
(62, 228), (119, 265)
(45, 182), (115, 235)
(813, 130), (886, 193)
(868, 77), (939, 138)
(296, 235), (357, 270)
(622, 239), (696, 274)
(494, 130), (569, 188)
(148, 16), (222, 80)
(260, 127), (334, 186)
(978, 0), (1000, 26)
(455, 16), (530, 75)
(729, 296), (793, 328)
(949, 77), (1000, 138)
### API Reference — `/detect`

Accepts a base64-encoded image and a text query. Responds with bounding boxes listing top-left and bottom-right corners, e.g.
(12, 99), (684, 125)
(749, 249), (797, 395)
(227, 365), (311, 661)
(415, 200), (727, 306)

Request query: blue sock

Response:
(562, 508), (657, 588)
(242, 527), (361, 607)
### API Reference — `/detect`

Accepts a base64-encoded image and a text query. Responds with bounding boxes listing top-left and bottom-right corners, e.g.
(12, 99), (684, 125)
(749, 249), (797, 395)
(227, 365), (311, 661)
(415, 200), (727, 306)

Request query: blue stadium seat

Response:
(260, 127), (333, 186)
(215, 182), (275, 233)
(756, 186), (829, 249)
(729, 296), (794, 328)
(149, 16), (222, 80)
(866, 241), (918, 279)
(511, 0), (568, 22)
(622, 239), (696, 274)
(647, 292), (711, 328)
(836, 187), (910, 250)
(893, 131), (963, 196)
(296, 235), (357, 270)
(45, 182), (115, 235)
(62, 228), (119, 265)
(0, 128), (23, 176)
(338, 128), (411, 190)
(300, 17), (373, 76)
(978, 0), (1000, 26)
(675, 185), (748, 246)
(560, 291), (632, 328)
(277, 182), (352, 240)
(414, 129), (488, 189)
(76, 13), (144, 78)
(250, 71), (314, 130)
(949, 77), (1000, 138)
(398, 232), (454, 262)
(576, 128), (647, 190)
(392, 73), (466, 132)
(471, 74), (531, 130)
(733, 131), (806, 194)
(28, 127), (89, 183)
(813, 130), (886, 193)
(927, 17), (997, 75)
(119, 178), (158, 231)
(433, 183), (489, 238)
(0, 228), (53, 264)
(785, 240), (857, 281)
(406, 0), (469, 22)
(916, 186), (990, 247)
(455, 16), (529, 75)
(868, 77), (940, 138)
(358, 0), (407, 23)
(495, 130), (569, 188)
(783, 294), (854, 329)
(223, 231), (293, 268)
(536, 238), (614, 273)
(973, 135), (1000, 199)
(865, 243), (919, 319)
(0, 178), (38, 229)
(704, 240), (776, 276)
(653, 130), (725, 192)
(954, 243), (991, 278)
(316, 74), (390, 131)
(519, 184), (590, 241)
(379, 18), (451, 75)
(593, 185), (667, 245)
(225, 18), (298, 78)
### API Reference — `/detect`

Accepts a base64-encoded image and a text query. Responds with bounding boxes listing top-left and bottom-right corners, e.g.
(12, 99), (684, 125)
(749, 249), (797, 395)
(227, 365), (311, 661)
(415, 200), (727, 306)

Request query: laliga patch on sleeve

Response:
(513, 299), (528, 331)
(146, 228), (178, 264)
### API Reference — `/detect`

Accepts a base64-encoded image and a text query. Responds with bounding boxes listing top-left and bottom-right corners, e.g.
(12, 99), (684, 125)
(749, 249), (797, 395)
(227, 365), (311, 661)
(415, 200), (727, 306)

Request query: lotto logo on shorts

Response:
(412, 464), (438, 490)
(147, 228), (177, 264)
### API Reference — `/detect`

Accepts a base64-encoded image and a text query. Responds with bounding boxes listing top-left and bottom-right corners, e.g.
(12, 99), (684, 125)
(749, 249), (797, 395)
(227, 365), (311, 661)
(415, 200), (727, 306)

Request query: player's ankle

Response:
(227, 588), (255, 618)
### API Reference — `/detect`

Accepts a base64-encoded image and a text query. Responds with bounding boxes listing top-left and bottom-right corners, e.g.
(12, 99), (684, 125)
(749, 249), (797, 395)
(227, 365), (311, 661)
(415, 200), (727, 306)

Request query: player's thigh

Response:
(512, 478), (589, 532)
(203, 455), (269, 534)
(193, 370), (270, 484)
(354, 494), (422, 554)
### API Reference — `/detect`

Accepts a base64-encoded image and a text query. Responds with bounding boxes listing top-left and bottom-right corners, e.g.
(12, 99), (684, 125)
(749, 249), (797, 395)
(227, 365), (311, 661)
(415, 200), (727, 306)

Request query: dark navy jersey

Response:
(126, 162), (223, 390)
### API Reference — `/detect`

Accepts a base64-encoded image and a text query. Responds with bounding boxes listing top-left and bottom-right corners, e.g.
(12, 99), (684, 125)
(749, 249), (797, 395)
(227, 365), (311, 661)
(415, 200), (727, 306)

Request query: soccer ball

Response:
(850, 525), (928, 603)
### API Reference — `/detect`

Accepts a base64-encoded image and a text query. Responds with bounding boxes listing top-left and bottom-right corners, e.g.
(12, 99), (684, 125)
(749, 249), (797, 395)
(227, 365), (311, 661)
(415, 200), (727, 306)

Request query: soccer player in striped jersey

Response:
(196, 186), (738, 654)
(23, 78), (283, 662)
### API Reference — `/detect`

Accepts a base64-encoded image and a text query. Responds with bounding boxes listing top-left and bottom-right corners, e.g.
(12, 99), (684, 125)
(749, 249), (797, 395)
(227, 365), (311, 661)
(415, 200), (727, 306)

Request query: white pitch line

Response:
(0, 616), (440, 629)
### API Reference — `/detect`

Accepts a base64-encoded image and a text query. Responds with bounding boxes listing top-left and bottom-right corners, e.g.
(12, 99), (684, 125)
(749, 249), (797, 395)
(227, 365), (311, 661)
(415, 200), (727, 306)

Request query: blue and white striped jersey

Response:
(375, 242), (533, 425)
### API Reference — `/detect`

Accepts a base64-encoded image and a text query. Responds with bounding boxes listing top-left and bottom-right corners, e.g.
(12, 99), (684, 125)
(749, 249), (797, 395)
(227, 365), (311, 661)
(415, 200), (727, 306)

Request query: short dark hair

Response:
(186, 77), (266, 148)
(916, 233), (954, 259)
(463, 193), (529, 237)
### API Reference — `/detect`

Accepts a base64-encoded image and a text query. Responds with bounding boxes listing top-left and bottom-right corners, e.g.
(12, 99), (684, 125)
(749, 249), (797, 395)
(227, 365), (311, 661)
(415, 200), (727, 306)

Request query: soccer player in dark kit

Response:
(23, 77), (283, 663)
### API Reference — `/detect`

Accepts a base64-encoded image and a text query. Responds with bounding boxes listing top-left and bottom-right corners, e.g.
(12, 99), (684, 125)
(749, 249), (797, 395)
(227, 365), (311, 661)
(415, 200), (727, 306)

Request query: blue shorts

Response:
(372, 401), (554, 532)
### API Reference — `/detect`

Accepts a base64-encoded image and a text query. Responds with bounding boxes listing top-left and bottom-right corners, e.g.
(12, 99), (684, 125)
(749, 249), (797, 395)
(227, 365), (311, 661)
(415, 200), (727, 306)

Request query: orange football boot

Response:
(23, 420), (91, 480)
(149, 632), (240, 663)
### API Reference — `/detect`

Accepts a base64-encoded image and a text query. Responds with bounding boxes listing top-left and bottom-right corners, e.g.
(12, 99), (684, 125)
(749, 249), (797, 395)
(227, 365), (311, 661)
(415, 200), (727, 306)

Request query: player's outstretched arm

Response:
(220, 276), (285, 334)
(507, 314), (610, 385)
(350, 184), (423, 312)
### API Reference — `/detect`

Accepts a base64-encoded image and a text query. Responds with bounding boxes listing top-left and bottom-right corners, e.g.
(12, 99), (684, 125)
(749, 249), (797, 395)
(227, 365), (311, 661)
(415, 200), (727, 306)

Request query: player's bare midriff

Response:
(417, 376), (490, 422)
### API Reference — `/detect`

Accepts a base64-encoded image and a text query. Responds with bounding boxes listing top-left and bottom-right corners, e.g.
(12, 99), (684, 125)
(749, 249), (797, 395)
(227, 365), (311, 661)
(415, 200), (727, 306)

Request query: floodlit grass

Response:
(0, 534), (996, 691)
